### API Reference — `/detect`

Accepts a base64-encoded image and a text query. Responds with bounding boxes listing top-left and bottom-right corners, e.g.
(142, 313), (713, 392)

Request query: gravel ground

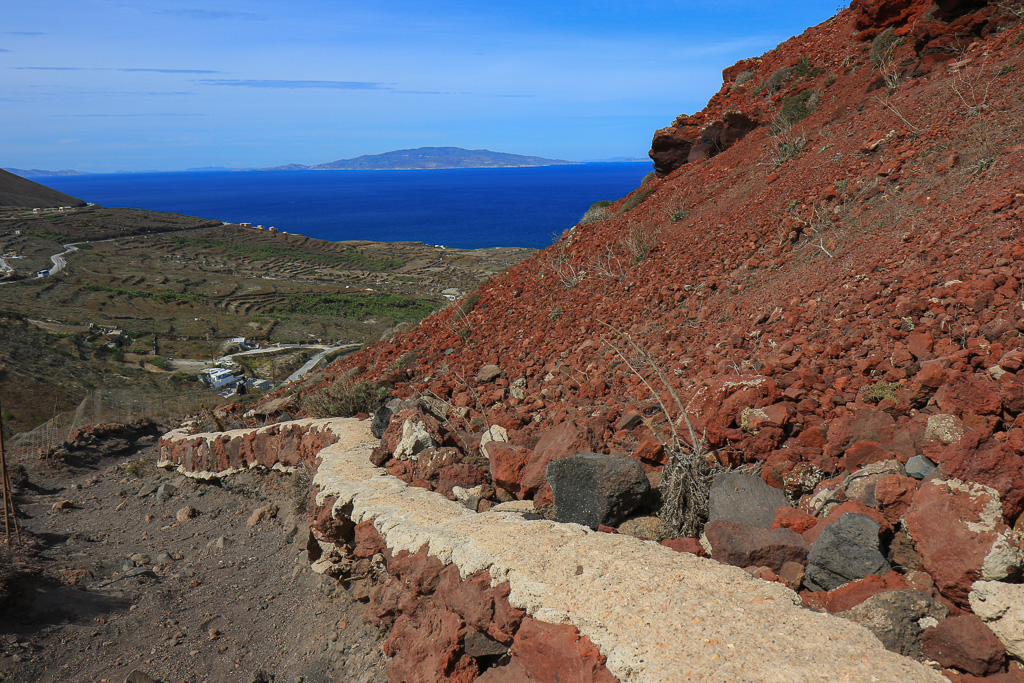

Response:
(0, 435), (387, 683)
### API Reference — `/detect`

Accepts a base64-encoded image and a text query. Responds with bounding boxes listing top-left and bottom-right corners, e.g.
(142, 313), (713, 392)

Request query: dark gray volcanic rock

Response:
(547, 452), (651, 529)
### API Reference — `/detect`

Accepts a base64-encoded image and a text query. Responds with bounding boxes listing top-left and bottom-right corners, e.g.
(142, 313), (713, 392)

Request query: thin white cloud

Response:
(198, 79), (387, 90)
(157, 9), (264, 21)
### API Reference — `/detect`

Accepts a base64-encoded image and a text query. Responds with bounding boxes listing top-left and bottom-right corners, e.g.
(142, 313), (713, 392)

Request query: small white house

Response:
(199, 367), (244, 390)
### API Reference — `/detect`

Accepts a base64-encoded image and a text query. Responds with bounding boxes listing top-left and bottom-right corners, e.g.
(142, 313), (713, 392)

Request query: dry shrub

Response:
(621, 221), (661, 265)
(599, 325), (723, 538)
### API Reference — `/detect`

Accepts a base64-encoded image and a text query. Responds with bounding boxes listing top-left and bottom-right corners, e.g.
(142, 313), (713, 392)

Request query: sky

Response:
(1, 1), (844, 173)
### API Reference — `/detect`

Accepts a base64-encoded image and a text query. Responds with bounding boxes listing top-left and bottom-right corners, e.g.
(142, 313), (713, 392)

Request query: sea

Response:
(40, 163), (652, 250)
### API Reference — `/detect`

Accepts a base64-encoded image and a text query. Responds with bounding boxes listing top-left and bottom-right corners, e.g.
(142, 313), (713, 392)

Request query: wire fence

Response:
(3, 389), (218, 463)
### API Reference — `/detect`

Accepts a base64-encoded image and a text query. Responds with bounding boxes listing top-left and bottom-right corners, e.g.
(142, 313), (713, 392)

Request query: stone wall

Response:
(158, 418), (365, 477)
(163, 417), (944, 681)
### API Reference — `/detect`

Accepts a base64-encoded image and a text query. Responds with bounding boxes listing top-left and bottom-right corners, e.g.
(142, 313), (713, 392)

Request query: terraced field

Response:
(0, 208), (534, 431)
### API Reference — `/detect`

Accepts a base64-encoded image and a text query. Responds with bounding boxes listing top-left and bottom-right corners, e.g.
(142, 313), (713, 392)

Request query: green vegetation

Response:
(778, 90), (819, 127)
(669, 209), (690, 223)
(861, 381), (902, 404)
(459, 291), (482, 316)
(766, 66), (793, 94)
(394, 351), (417, 369)
(278, 292), (435, 322)
(549, 306), (563, 321)
(620, 187), (656, 214)
(82, 282), (206, 304)
(148, 355), (171, 370)
(579, 200), (613, 225)
(304, 380), (391, 418)
(870, 27), (900, 68)
(171, 237), (405, 271)
(793, 56), (824, 79)
(732, 70), (756, 89)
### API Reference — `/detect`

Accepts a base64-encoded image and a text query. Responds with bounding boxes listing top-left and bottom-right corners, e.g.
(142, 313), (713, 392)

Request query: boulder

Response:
(804, 513), (891, 592)
(905, 479), (1023, 607)
(970, 581), (1024, 662)
(546, 453), (651, 529)
(842, 460), (906, 508)
(708, 471), (789, 529)
(478, 425), (509, 458)
(921, 614), (1006, 676)
(393, 415), (436, 461)
(837, 590), (949, 659)
(520, 420), (601, 503)
(649, 125), (699, 176)
(478, 617), (616, 683)
(905, 455), (937, 480)
(485, 442), (532, 499)
(704, 520), (810, 572)
(476, 364), (502, 384)
(824, 408), (896, 461)
(938, 430), (1024, 521)
(370, 404), (393, 439)
(874, 474), (918, 526)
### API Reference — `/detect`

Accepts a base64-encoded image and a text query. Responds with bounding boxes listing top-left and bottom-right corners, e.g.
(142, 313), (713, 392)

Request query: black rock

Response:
(546, 452), (651, 529)
(804, 513), (891, 591)
(838, 590), (948, 659)
(370, 404), (393, 439)
(708, 471), (789, 529)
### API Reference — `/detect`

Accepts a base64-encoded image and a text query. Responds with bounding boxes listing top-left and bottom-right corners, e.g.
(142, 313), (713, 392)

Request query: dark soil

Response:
(0, 432), (386, 683)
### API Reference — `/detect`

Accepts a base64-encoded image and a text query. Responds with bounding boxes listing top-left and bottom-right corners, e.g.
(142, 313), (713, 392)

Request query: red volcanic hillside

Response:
(258, 0), (1024, 669)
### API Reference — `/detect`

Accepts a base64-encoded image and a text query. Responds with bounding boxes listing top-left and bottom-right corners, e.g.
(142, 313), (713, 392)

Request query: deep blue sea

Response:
(41, 163), (651, 250)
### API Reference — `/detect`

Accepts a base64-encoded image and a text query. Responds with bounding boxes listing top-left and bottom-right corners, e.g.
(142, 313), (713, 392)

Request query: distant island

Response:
(264, 147), (578, 171)
(3, 168), (86, 179)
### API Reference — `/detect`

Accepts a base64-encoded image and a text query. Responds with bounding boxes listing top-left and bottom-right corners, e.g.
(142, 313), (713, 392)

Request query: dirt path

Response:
(0, 431), (386, 683)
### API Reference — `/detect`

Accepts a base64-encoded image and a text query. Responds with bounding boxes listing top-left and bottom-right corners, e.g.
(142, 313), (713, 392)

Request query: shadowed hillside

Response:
(0, 169), (86, 208)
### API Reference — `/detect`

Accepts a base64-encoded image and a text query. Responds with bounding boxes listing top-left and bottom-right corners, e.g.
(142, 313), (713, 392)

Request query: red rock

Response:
(938, 429), (1024, 521)
(500, 617), (617, 683)
(907, 331), (935, 360)
(778, 561), (805, 591)
(650, 124), (699, 176)
(745, 565), (781, 583)
(520, 420), (601, 502)
(824, 408), (896, 460)
(632, 439), (666, 467)
(921, 614), (1006, 676)
(772, 506), (818, 535)
(904, 479), (1023, 608)
(353, 521), (385, 558)
(801, 572), (911, 613)
(485, 441), (533, 499)
(661, 537), (706, 556)
(874, 474), (918, 525)
(439, 565), (494, 635)
(705, 520), (810, 572)
(803, 501), (892, 544)
(384, 608), (477, 683)
(935, 373), (1003, 417)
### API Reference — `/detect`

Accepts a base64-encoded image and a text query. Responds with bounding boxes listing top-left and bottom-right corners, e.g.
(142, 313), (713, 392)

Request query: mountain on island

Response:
(3, 168), (85, 179)
(266, 147), (577, 171)
(0, 168), (86, 208)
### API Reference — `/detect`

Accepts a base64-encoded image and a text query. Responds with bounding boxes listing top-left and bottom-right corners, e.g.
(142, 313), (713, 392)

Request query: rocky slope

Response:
(253, 0), (1024, 679)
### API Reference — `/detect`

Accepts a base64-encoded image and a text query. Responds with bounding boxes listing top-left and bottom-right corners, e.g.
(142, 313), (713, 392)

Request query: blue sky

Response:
(2, 1), (842, 172)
